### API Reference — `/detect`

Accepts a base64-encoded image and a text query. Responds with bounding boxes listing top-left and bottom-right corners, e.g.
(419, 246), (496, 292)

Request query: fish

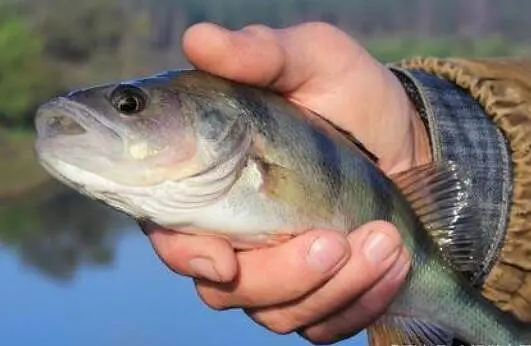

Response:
(34, 69), (531, 345)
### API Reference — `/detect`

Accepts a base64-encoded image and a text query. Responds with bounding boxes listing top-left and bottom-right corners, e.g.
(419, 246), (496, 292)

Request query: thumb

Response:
(181, 22), (373, 95)
(181, 22), (410, 167)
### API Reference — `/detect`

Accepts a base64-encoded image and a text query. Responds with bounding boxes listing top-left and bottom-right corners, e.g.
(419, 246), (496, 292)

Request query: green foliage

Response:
(1, 0), (531, 129)
(0, 131), (51, 199)
(34, 0), (126, 62)
(0, 15), (54, 125)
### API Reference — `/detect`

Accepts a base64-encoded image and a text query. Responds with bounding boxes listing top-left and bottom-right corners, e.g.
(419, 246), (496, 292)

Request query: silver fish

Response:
(34, 69), (531, 345)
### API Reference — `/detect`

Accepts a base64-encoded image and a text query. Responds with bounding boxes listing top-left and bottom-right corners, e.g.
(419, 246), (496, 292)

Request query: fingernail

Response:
(386, 249), (411, 281)
(306, 235), (347, 273)
(189, 257), (222, 282)
(363, 231), (400, 264)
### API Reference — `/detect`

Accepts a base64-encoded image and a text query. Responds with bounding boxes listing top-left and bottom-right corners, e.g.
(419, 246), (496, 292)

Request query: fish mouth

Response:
(35, 97), (121, 144)
(34, 97), (128, 183)
(34, 95), (251, 192)
(34, 97), (127, 166)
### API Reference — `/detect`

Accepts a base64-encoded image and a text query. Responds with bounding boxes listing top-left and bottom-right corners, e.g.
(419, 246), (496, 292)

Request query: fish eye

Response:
(110, 85), (147, 115)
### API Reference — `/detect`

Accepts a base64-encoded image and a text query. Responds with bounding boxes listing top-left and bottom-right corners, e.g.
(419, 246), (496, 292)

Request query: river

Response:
(0, 180), (365, 345)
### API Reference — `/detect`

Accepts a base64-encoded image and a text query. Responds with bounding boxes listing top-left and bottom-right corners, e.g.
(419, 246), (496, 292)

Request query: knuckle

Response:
(249, 310), (300, 335)
(199, 295), (229, 311)
(356, 299), (382, 318)
(300, 327), (336, 345)
(294, 21), (363, 55)
(298, 21), (341, 36)
(301, 326), (357, 345)
(195, 285), (231, 311)
(268, 322), (296, 335)
(241, 24), (277, 40)
(154, 251), (187, 276)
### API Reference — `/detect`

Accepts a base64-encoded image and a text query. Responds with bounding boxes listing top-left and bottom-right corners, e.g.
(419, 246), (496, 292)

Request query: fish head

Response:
(34, 70), (251, 203)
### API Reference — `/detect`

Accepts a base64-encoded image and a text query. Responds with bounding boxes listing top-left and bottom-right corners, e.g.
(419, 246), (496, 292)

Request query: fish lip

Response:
(35, 97), (121, 142)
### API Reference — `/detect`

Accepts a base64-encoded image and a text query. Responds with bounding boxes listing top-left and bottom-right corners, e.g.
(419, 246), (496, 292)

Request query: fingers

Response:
(242, 222), (408, 335)
(194, 229), (352, 310)
(300, 247), (410, 344)
(141, 221), (238, 283)
(195, 222), (408, 326)
(141, 220), (409, 343)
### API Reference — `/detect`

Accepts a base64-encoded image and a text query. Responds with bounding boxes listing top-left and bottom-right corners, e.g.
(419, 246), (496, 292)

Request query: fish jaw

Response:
(35, 97), (123, 143)
(34, 79), (212, 188)
(35, 97), (124, 175)
(35, 123), (286, 243)
(32, 151), (249, 231)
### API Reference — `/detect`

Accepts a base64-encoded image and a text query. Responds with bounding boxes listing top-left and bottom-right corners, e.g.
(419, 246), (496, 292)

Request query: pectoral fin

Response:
(389, 162), (482, 278)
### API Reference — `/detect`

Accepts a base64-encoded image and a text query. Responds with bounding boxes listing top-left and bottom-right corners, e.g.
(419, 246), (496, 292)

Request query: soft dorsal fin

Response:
(368, 315), (454, 346)
(390, 162), (482, 276)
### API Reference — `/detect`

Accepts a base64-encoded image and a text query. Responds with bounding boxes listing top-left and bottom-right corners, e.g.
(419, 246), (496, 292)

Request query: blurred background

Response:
(0, 0), (528, 345)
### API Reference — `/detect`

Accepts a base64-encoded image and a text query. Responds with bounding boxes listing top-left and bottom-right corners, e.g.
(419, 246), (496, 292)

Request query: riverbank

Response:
(0, 129), (55, 202)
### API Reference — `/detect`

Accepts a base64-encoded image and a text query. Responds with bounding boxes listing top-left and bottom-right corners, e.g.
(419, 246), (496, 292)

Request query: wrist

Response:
(387, 67), (433, 168)
(409, 105), (433, 166)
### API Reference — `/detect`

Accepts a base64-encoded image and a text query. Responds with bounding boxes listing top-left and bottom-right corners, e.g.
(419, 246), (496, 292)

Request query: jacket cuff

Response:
(389, 67), (511, 287)
(392, 57), (531, 322)
(391, 56), (531, 322)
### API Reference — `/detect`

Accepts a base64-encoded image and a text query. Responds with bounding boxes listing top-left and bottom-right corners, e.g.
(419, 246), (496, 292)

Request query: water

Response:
(0, 187), (366, 346)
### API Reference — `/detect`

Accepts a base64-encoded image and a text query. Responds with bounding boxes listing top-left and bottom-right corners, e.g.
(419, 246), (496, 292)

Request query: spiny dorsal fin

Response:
(319, 116), (379, 163)
(368, 315), (454, 346)
(390, 162), (482, 276)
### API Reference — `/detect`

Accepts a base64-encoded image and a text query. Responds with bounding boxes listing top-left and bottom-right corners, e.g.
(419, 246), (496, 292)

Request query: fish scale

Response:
(35, 69), (531, 345)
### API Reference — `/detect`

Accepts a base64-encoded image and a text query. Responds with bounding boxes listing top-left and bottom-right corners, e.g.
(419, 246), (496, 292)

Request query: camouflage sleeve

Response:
(389, 58), (531, 323)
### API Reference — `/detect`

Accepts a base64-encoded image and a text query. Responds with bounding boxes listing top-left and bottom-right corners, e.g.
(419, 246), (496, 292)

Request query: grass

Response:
(0, 128), (54, 201)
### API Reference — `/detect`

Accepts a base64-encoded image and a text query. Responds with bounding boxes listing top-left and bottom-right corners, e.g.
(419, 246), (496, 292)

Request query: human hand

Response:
(142, 22), (431, 343)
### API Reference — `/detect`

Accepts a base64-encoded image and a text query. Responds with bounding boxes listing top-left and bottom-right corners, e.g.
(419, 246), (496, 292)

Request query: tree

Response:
(0, 14), (54, 127)
(23, 0), (126, 62)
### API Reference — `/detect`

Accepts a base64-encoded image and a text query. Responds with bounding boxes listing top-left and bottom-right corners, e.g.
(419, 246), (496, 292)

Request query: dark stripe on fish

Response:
(233, 86), (282, 142)
(318, 116), (379, 164)
(309, 126), (342, 207)
(367, 165), (393, 222)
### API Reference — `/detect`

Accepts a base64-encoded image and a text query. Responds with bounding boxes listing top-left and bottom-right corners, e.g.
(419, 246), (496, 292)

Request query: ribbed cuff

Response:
(390, 67), (511, 285)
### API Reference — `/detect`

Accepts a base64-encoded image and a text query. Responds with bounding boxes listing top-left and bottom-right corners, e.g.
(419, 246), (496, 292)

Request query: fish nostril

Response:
(45, 114), (87, 137)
